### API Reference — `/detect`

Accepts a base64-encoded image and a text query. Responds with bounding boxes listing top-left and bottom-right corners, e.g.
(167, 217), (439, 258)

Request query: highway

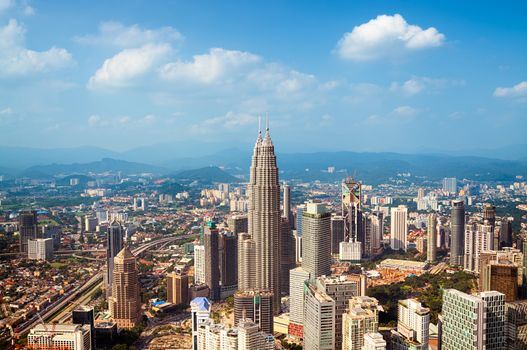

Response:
(14, 234), (197, 337)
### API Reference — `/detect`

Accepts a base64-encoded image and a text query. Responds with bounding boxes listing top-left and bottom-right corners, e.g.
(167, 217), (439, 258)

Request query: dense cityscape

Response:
(0, 122), (526, 349)
(1, 1), (527, 349)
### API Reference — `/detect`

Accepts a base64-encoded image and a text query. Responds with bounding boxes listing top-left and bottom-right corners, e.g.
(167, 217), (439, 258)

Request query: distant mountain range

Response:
(171, 166), (239, 183)
(0, 146), (526, 183)
(21, 158), (166, 178)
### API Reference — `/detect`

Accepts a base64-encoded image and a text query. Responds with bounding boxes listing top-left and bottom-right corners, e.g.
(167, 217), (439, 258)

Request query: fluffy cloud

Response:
(494, 81), (527, 98)
(160, 48), (260, 84)
(336, 14), (445, 60)
(0, 19), (72, 76)
(88, 44), (171, 89)
(75, 21), (182, 48)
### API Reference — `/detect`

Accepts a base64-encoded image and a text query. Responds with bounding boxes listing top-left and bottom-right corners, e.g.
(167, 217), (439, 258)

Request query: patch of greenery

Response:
(367, 270), (476, 325)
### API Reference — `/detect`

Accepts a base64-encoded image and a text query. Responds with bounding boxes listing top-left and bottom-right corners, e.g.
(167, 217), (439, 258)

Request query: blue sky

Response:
(0, 0), (526, 154)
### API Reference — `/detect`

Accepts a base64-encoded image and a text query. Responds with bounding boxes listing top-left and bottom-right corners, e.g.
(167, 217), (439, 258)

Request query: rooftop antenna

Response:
(258, 114), (261, 135)
(265, 112), (269, 132)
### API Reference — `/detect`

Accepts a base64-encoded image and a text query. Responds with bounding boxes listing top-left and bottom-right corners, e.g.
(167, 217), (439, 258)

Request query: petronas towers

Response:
(241, 120), (281, 313)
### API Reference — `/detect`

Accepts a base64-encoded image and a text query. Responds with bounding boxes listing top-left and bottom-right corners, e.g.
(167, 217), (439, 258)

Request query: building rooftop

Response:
(190, 297), (211, 311)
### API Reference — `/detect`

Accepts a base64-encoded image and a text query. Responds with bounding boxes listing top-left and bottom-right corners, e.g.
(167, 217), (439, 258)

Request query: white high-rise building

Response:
(342, 297), (380, 350)
(303, 281), (335, 350)
(27, 238), (53, 260)
(237, 233), (255, 291)
(194, 244), (206, 285)
(247, 122), (281, 312)
(317, 275), (367, 349)
(363, 333), (386, 350)
(464, 222), (494, 272)
(28, 324), (92, 350)
(427, 214), (437, 263)
(238, 319), (274, 350)
(191, 297), (211, 350)
(390, 205), (408, 251)
(442, 177), (457, 194)
(288, 267), (311, 338)
(391, 299), (429, 350)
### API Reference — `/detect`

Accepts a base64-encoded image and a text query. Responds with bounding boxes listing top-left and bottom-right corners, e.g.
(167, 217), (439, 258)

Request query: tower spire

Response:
(263, 113), (272, 146)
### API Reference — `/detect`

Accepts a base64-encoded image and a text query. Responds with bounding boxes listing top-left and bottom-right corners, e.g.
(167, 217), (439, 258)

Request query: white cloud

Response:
(160, 48), (260, 84)
(88, 44), (171, 89)
(75, 21), (182, 48)
(0, 0), (12, 12)
(191, 111), (257, 134)
(88, 114), (105, 127)
(390, 76), (464, 96)
(0, 107), (13, 115)
(248, 64), (315, 95)
(390, 79), (424, 96)
(393, 105), (418, 117)
(0, 19), (72, 76)
(318, 80), (341, 91)
(494, 81), (527, 97)
(336, 14), (445, 61)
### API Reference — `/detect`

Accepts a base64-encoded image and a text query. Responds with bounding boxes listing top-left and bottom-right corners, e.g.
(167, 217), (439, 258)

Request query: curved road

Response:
(15, 234), (197, 338)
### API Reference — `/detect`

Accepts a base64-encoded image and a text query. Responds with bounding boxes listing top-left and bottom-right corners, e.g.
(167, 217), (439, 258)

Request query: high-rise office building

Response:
(84, 216), (98, 233)
(219, 231), (238, 295)
(481, 262), (518, 302)
(442, 289), (505, 350)
(237, 233), (255, 291)
(464, 221), (494, 272)
(288, 267), (311, 338)
(342, 297), (380, 350)
(283, 182), (294, 225)
(194, 244), (206, 285)
(204, 222), (221, 301)
(106, 221), (123, 297)
(167, 273), (189, 305)
(316, 274), (367, 349)
(108, 247), (141, 329)
(442, 178), (457, 194)
(27, 238), (53, 260)
(28, 324), (92, 350)
(363, 333), (386, 350)
(233, 290), (273, 334)
(450, 200), (465, 266)
(331, 215), (345, 255)
(505, 300), (527, 349)
(302, 201), (332, 278)
(72, 306), (95, 349)
(238, 318), (274, 350)
(390, 205), (408, 251)
(227, 215), (248, 235)
(480, 291), (506, 350)
(500, 218), (513, 248)
(427, 214), (437, 263)
(342, 179), (363, 245)
(391, 299), (429, 350)
(280, 216), (295, 295)
(191, 297), (211, 350)
(483, 203), (496, 229)
(247, 122), (281, 312)
(303, 280), (335, 350)
(19, 210), (37, 253)
(295, 204), (306, 237)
